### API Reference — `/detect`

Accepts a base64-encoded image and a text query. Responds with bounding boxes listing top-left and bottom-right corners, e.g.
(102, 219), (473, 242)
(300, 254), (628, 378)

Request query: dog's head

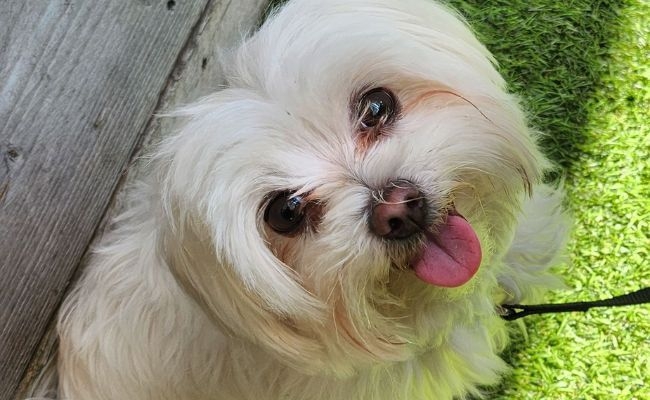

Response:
(156, 0), (544, 373)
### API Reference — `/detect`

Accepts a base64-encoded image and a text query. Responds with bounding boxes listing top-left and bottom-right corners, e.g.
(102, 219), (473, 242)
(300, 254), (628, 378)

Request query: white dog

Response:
(57, 0), (568, 398)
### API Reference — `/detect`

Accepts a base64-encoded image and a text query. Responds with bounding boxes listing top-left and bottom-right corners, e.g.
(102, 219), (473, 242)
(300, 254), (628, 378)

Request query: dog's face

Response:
(160, 0), (543, 373)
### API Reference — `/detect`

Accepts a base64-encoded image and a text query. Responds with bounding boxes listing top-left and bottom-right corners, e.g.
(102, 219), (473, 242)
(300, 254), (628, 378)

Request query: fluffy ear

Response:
(159, 205), (332, 371)
(152, 105), (330, 369)
(154, 91), (326, 318)
(401, 79), (547, 195)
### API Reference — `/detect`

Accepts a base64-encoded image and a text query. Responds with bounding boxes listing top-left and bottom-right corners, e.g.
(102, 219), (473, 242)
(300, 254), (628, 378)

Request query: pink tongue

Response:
(412, 215), (481, 287)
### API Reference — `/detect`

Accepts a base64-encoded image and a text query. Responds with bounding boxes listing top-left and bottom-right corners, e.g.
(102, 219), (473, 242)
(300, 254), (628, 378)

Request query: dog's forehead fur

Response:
(232, 0), (503, 97)
(195, 0), (516, 191)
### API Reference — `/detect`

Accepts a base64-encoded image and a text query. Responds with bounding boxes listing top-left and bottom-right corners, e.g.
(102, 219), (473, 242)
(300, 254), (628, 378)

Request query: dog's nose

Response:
(369, 181), (426, 240)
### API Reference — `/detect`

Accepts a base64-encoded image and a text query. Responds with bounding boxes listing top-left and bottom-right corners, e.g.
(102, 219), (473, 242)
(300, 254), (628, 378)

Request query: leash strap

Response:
(500, 287), (650, 321)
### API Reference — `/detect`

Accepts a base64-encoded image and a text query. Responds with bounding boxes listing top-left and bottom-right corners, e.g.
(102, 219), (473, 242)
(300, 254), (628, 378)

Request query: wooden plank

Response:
(0, 1), (214, 398)
(8, 0), (271, 398)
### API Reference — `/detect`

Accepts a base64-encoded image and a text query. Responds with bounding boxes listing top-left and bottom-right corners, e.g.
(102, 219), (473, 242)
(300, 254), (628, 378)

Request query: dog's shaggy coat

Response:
(56, 0), (568, 399)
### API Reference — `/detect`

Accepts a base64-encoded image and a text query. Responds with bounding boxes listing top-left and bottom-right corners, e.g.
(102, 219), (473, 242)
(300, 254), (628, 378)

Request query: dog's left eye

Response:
(357, 88), (397, 129)
(264, 192), (305, 234)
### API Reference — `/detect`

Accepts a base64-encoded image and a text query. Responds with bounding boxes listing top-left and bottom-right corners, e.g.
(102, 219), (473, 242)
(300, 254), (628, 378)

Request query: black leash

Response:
(500, 287), (650, 321)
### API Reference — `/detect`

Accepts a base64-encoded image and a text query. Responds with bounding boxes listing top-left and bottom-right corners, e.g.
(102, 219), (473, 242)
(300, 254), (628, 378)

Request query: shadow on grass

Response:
(447, 0), (626, 172)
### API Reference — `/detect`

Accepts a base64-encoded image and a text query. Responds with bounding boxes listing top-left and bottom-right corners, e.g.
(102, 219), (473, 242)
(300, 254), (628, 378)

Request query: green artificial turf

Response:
(445, 1), (649, 398)
(265, 1), (649, 398)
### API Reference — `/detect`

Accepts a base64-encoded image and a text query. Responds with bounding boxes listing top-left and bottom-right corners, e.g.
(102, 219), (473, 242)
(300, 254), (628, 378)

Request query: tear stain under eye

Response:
(353, 116), (397, 155)
(272, 239), (299, 267)
(292, 195), (325, 238)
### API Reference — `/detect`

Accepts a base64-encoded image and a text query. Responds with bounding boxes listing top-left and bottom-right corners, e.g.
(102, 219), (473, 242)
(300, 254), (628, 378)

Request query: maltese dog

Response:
(57, 0), (568, 399)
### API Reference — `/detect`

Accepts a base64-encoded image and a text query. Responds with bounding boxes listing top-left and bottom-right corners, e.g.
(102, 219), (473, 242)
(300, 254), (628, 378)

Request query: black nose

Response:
(369, 180), (426, 240)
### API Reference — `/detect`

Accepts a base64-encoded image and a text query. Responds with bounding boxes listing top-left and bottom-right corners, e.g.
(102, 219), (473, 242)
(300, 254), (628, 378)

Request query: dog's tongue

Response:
(412, 215), (481, 287)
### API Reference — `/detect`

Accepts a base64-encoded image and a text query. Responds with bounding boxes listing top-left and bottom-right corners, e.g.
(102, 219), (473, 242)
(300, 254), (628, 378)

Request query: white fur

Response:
(55, 0), (569, 399)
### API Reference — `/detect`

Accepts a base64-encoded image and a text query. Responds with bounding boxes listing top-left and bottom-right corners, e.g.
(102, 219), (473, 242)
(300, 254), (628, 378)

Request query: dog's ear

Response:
(400, 80), (547, 199)
(160, 207), (331, 371)
(147, 91), (332, 370)
(153, 92), (327, 318)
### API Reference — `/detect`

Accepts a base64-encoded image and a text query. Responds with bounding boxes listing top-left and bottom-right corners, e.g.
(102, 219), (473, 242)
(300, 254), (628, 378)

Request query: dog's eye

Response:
(358, 88), (397, 129)
(264, 191), (305, 234)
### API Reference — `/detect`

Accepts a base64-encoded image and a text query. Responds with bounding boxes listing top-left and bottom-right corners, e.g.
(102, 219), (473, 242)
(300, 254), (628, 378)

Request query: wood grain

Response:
(0, 0), (266, 399)
(0, 0), (216, 397)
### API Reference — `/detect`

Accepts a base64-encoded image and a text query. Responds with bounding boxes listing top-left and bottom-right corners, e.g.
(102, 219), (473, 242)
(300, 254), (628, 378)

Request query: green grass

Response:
(445, 1), (650, 398)
(265, 1), (649, 398)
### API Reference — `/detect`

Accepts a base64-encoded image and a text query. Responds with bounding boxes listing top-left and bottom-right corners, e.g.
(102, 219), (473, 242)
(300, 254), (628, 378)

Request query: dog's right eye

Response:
(264, 191), (305, 234)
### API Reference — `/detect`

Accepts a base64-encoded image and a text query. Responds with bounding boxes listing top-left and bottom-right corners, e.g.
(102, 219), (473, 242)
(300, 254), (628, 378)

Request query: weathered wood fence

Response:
(0, 1), (268, 398)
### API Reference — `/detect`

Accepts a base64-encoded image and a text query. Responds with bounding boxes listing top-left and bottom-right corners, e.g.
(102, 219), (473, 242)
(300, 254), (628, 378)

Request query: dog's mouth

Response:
(407, 208), (482, 288)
